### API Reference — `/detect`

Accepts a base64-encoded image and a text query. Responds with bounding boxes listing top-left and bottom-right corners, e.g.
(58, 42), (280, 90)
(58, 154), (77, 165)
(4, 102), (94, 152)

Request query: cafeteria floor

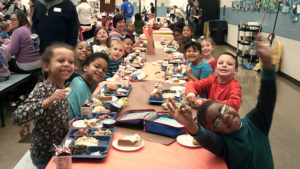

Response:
(1, 44), (300, 169)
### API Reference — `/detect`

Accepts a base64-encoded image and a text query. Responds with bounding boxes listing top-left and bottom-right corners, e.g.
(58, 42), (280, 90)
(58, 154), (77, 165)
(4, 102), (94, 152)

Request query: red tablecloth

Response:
(46, 133), (227, 169)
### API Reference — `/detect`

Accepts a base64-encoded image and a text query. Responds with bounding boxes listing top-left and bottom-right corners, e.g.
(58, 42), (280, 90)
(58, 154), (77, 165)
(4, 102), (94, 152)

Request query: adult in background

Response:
(109, 13), (126, 40)
(32, 0), (79, 55)
(76, 0), (92, 26)
(120, 0), (134, 26)
(186, 0), (193, 26)
(150, 2), (155, 15)
(189, 0), (202, 39)
(4, 10), (41, 73)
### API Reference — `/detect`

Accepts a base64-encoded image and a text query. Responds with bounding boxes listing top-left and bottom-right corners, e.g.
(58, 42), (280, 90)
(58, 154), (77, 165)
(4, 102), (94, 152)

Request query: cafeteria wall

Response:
(220, 0), (300, 82)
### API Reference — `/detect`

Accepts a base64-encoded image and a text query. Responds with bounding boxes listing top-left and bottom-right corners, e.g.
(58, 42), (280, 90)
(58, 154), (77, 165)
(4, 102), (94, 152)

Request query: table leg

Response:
(0, 99), (4, 127)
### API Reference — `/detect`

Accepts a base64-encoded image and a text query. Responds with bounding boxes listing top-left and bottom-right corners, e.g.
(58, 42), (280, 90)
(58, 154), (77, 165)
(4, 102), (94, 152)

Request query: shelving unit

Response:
(236, 24), (260, 64)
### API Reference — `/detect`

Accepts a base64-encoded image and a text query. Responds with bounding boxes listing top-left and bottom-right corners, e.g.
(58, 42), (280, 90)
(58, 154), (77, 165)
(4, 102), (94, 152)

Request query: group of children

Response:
(10, 11), (277, 169)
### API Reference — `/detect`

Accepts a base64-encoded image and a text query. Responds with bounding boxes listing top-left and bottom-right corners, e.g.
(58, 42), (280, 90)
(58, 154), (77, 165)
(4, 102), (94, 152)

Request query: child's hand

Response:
(255, 35), (273, 69)
(194, 99), (205, 107)
(50, 89), (66, 103)
(186, 93), (197, 103)
(167, 98), (198, 134)
(186, 66), (193, 75)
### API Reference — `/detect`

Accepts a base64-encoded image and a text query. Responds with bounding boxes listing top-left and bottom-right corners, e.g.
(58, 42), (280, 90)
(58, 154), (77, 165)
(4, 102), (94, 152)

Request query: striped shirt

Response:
(105, 57), (123, 79)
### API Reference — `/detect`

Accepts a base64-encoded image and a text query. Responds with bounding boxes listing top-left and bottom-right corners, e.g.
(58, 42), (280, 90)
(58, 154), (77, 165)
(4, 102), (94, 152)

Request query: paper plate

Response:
(176, 134), (201, 148)
(166, 79), (186, 84)
(112, 139), (144, 151)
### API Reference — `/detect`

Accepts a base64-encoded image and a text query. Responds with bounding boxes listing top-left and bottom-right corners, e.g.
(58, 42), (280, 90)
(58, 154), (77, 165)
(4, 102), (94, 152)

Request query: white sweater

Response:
(76, 2), (92, 25)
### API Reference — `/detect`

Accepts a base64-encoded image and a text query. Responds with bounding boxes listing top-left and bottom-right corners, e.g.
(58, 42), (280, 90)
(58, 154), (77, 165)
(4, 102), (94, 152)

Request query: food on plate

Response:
(75, 136), (99, 146)
(183, 76), (189, 80)
(98, 114), (113, 119)
(117, 97), (128, 107)
(93, 106), (109, 113)
(133, 58), (139, 64)
(91, 98), (102, 106)
(97, 95), (113, 102)
(84, 119), (102, 128)
(165, 71), (172, 76)
(75, 129), (89, 135)
(65, 87), (71, 95)
(162, 99), (191, 110)
(162, 92), (175, 98)
(172, 78), (179, 83)
(107, 83), (117, 91)
(174, 67), (181, 72)
(150, 88), (163, 98)
(70, 145), (87, 155)
(117, 134), (142, 147)
(93, 128), (112, 136)
(192, 138), (200, 145)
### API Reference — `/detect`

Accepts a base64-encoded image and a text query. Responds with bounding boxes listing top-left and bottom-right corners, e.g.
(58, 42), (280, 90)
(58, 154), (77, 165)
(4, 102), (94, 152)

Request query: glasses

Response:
(212, 104), (227, 131)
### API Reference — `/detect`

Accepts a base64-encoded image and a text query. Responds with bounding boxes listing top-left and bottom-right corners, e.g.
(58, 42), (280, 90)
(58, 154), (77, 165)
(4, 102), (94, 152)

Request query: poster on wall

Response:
(268, 0), (279, 12)
(280, 0), (291, 13)
(290, 0), (298, 21)
(261, 0), (270, 11)
(232, 1), (241, 10)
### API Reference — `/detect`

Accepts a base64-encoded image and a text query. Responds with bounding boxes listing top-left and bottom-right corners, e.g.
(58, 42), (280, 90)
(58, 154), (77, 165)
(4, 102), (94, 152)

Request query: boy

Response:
(105, 39), (125, 79)
(0, 21), (10, 40)
(185, 52), (242, 111)
(167, 35), (276, 169)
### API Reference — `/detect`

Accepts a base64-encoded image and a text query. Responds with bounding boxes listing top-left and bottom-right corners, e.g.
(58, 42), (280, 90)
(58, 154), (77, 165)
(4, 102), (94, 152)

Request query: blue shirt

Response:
(0, 31), (9, 40)
(121, 1), (134, 19)
(188, 60), (213, 80)
(105, 57), (123, 79)
(68, 76), (91, 119)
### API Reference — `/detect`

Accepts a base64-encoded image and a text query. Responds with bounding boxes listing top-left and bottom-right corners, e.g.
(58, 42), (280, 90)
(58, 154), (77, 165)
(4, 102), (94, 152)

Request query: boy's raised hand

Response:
(255, 35), (273, 69)
(167, 98), (199, 134)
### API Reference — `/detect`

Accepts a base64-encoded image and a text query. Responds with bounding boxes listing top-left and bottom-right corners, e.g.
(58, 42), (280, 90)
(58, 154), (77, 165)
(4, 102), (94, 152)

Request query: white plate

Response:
(176, 134), (201, 148)
(166, 79), (186, 84)
(170, 86), (186, 92)
(112, 139), (144, 151)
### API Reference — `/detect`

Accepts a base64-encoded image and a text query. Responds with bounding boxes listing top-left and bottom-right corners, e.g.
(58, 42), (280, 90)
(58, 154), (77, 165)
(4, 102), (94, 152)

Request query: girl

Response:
(199, 37), (217, 72)
(182, 25), (194, 39)
(93, 27), (109, 53)
(109, 13), (126, 40)
(13, 43), (75, 169)
(185, 40), (212, 81)
(68, 52), (109, 119)
(66, 41), (92, 84)
(124, 37), (134, 57)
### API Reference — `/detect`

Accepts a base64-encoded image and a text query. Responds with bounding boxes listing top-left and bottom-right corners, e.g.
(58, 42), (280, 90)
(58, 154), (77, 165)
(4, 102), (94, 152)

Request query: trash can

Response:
(209, 20), (227, 45)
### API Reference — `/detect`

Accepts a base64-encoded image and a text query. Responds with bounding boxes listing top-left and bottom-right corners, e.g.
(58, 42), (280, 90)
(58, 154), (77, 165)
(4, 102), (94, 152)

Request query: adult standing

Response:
(5, 10), (41, 73)
(150, 2), (155, 15)
(186, 0), (193, 25)
(189, 0), (202, 39)
(120, 0), (134, 26)
(31, 0), (79, 55)
(109, 13), (126, 40)
(76, 0), (92, 26)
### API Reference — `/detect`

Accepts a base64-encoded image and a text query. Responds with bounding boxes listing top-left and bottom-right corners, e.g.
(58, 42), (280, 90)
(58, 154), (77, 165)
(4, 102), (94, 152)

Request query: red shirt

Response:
(185, 74), (242, 111)
(208, 59), (216, 72)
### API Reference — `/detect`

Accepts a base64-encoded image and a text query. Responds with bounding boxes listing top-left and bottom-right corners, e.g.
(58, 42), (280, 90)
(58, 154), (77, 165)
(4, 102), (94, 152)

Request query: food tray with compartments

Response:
(101, 84), (132, 97)
(148, 90), (181, 104)
(62, 128), (114, 159)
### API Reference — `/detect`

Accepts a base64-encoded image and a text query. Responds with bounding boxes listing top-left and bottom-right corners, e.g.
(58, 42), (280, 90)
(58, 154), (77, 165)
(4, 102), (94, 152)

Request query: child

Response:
(93, 27), (109, 53)
(185, 51), (242, 111)
(125, 23), (135, 42)
(12, 43), (75, 169)
(0, 45), (11, 81)
(167, 35), (276, 169)
(68, 52), (109, 119)
(66, 41), (92, 85)
(172, 28), (183, 42)
(0, 21), (10, 39)
(182, 25), (194, 39)
(199, 37), (217, 72)
(105, 39), (125, 79)
(185, 40), (213, 81)
(123, 37), (134, 57)
(134, 13), (145, 36)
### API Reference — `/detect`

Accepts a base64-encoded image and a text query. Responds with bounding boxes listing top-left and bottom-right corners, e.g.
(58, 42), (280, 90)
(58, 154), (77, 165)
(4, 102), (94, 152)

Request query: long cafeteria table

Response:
(45, 30), (228, 169)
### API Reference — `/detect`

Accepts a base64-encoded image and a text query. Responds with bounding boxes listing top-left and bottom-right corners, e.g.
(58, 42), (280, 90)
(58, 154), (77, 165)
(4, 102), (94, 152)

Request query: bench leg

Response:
(0, 100), (4, 127)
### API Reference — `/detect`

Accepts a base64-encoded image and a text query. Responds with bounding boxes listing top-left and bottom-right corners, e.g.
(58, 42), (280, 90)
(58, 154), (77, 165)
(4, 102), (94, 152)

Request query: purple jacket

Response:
(5, 26), (40, 63)
(0, 45), (11, 77)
